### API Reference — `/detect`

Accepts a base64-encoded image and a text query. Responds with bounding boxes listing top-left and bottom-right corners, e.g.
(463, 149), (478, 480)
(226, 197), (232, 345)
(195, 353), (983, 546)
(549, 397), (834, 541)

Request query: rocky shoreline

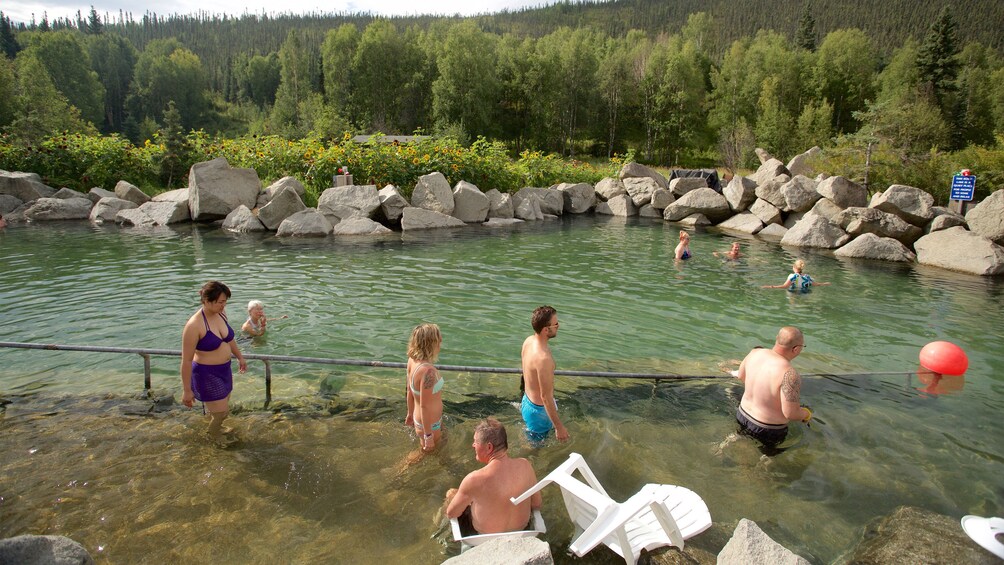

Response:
(2, 148), (1003, 276)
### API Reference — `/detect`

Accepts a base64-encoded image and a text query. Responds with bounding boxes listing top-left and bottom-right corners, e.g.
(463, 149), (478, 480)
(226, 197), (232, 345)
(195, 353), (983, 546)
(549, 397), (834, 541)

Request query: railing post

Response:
(141, 353), (151, 392)
(264, 360), (272, 408)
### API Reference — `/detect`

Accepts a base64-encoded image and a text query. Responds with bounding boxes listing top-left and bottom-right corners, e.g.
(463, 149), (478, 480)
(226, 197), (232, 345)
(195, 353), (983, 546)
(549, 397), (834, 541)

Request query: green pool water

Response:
(1, 216), (1001, 563)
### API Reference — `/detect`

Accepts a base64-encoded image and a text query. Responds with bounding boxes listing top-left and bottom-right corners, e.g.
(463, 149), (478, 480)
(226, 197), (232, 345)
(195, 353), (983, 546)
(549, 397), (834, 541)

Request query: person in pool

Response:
(764, 259), (830, 292)
(180, 281), (248, 443)
(521, 305), (568, 443)
(674, 230), (692, 260)
(714, 241), (742, 260)
(405, 323), (444, 452)
(241, 300), (287, 337)
(444, 418), (542, 536)
(735, 326), (812, 453)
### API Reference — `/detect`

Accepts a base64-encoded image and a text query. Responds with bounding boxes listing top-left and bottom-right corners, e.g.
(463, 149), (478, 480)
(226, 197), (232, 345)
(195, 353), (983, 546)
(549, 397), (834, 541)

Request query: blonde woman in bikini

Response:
(405, 323), (444, 452)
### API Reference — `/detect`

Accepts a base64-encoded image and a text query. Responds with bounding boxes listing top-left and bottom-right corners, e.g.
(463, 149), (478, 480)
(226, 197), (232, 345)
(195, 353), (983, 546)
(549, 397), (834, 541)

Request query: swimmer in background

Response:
(714, 241), (742, 260)
(675, 230), (692, 260)
(763, 259), (830, 292)
(0, 213), (7, 229)
(405, 323), (445, 453)
(241, 300), (286, 337)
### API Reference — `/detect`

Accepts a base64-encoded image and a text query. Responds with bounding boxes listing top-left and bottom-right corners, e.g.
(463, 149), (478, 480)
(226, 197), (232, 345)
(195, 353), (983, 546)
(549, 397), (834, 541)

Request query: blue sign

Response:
(950, 175), (976, 201)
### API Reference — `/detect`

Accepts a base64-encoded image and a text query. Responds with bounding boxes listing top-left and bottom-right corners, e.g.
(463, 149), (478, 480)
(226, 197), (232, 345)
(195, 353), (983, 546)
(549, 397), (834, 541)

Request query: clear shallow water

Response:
(1, 217), (1002, 563)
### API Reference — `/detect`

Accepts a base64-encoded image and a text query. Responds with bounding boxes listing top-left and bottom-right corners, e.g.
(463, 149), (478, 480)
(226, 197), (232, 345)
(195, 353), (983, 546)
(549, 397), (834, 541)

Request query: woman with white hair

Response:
(241, 300), (286, 336)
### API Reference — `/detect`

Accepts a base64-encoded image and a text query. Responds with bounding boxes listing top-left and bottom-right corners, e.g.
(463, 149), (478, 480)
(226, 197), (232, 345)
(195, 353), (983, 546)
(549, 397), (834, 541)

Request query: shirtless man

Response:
(521, 305), (569, 442)
(444, 418), (542, 535)
(735, 326), (812, 450)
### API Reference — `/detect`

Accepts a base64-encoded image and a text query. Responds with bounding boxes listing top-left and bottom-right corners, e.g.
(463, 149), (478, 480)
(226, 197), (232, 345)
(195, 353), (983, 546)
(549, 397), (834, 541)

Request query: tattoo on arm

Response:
(422, 369), (436, 390)
(781, 368), (801, 402)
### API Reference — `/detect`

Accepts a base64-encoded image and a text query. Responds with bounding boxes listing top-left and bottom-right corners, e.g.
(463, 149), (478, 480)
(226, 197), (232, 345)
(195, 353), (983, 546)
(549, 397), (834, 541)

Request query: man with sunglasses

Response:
(520, 305), (569, 443)
(735, 326), (813, 452)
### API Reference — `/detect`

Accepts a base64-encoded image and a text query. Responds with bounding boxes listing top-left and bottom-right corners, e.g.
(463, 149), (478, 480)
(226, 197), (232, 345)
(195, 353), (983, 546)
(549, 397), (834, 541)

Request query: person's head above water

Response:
(679, 230), (690, 242)
(199, 281), (231, 304)
(792, 259), (805, 274)
(247, 300), (264, 315)
(531, 305), (557, 334)
(473, 417), (508, 457)
(408, 323), (442, 362)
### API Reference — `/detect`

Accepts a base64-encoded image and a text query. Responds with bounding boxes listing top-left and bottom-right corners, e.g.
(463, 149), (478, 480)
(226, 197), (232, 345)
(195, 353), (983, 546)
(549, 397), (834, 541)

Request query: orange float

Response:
(919, 341), (969, 376)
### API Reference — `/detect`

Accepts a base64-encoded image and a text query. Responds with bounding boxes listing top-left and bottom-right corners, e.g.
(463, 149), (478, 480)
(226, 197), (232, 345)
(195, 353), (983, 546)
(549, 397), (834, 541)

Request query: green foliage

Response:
(21, 30), (106, 125)
(916, 6), (959, 113)
(0, 132), (155, 190)
(795, 4), (817, 52)
(157, 101), (190, 188)
(130, 38), (211, 131)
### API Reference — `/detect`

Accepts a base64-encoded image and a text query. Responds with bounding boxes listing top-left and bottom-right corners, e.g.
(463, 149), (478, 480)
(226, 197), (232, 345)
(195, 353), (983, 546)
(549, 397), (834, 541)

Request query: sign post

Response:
(948, 170), (976, 215)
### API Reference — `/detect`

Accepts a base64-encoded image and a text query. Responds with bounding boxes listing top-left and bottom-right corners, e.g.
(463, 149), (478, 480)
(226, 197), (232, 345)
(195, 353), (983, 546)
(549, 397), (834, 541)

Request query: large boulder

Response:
(754, 176), (789, 209)
(668, 177), (707, 198)
(847, 506), (998, 565)
(23, 197), (92, 221)
(781, 175), (821, 213)
(786, 146), (821, 178)
(780, 214), (851, 249)
(638, 204), (662, 218)
(0, 170), (51, 202)
(623, 177), (660, 207)
(401, 207), (466, 230)
(965, 189), (1004, 244)
(870, 184), (935, 226)
(485, 188), (514, 219)
(926, 206), (966, 233)
(723, 175), (757, 212)
(188, 158), (261, 221)
(412, 171), (454, 214)
(89, 196), (137, 223)
(834, 233), (917, 262)
(650, 188), (674, 210)
(53, 187), (84, 200)
(717, 519), (809, 565)
(151, 188), (188, 203)
(318, 184), (380, 221)
(513, 187), (563, 215)
(258, 185), (307, 230)
(332, 217), (393, 235)
(378, 185), (410, 221)
(807, 198), (844, 222)
(557, 182), (596, 214)
(276, 208), (333, 237)
(618, 162), (668, 189)
(138, 200), (191, 225)
(441, 537), (552, 565)
(483, 217), (523, 227)
(115, 208), (156, 227)
(514, 194), (544, 221)
(114, 180), (151, 206)
(716, 212), (764, 234)
(758, 223), (788, 239)
(754, 147), (775, 164)
(835, 207), (923, 245)
(663, 188), (730, 222)
(595, 194), (636, 216)
(816, 175), (867, 209)
(222, 205), (267, 232)
(259, 176), (307, 206)
(914, 226), (1004, 276)
(750, 198), (782, 225)
(452, 181), (490, 222)
(750, 158), (789, 186)
(0, 194), (24, 214)
(595, 177), (626, 201)
(0, 534), (94, 565)
(678, 213), (711, 227)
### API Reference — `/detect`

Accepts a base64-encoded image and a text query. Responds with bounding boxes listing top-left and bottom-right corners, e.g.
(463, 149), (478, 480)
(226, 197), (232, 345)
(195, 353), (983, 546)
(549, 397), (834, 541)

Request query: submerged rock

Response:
(847, 506), (998, 564)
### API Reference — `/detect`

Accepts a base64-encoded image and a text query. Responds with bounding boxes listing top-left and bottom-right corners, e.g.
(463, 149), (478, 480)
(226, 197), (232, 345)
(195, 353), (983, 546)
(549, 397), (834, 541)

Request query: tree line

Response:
(1, 4), (1002, 177)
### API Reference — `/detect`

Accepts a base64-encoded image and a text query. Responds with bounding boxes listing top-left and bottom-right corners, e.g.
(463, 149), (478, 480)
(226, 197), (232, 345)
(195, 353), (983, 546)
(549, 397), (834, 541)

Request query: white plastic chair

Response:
(511, 452), (712, 565)
(450, 508), (546, 552)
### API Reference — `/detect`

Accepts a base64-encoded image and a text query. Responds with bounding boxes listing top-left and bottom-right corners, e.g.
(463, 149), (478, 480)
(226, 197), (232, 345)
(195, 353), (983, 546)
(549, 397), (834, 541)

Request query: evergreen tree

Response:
(916, 6), (959, 114)
(795, 4), (816, 51)
(87, 6), (103, 35)
(39, 13), (50, 32)
(0, 13), (20, 59)
(158, 100), (189, 188)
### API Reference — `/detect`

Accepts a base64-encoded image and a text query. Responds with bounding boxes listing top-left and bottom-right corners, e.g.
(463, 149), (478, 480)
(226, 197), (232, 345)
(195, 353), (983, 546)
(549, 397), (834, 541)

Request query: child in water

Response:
(764, 259), (830, 292)
(241, 300), (286, 336)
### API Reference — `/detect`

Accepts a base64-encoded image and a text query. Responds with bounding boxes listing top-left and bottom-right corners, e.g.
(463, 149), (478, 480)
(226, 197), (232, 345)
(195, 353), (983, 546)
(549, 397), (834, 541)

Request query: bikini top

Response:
(409, 362), (444, 395)
(196, 310), (235, 351)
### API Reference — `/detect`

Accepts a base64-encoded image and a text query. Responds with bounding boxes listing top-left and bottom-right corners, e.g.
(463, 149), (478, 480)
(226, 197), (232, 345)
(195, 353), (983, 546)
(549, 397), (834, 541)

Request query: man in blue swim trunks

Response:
(520, 306), (569, 443)
(735, 326), (812, 453)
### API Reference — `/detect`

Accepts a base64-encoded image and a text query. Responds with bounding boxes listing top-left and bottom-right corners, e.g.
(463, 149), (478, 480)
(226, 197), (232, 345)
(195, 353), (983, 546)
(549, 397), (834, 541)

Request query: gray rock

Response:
(623, 177), (660, 207)
(808, 198), (843, 222)
(678, 213), (711, 226)
(114, 180), (151, 206)
(754, 147), (775, 164)
(89, 196), (137, 223)
(914, 226), (1004, 276)
(138, 200), (191, 225)
(318, 184), (380, 220)
(0, 534), (94, 565)
(452, 181), (490, 222)
(23, 197), (92, 221)
(188, 158), (261, 221)
(650, 188), (674, 210)
(401, 207), (466, 230)
(595, 177), (626, 201)
(717, 519), (809, 565)
(442, 536), (552, 565)
(595, 194), (636, 216)
(780, 214), (850, 249)
(115, 207), (156, 227)
(513, 187), (563, 215)
(750, 158), (789, 186)
(780, 175), (821, 213)
(258, 186), (307, 230)
(758, 223), (788, 239)
(332, 217), (393, 235)
(259, 176), (306, 207)
(816, 175), (867, 209)
(847, 506), (999, 565)
(965, 189), (1004, 245)
(786, 146), (821, 178)
(750, 198), (782, 225)
(0, 194), (24, 214)
(0, 170), (50, 202)
(871, 184), (935, 226)
(834, 207), (923, 245)
(485, 189), (515, 219)
(663, 188), (731, 222)
(754, 176), (788, 209)
(514, 194), (544, 221)
(152, 188), (188, 203)
(412, 172), (455, 215)
(834, 233), (917, 262)
(276, 208), (333, 237)
(668, 177), (707, 197)
(783, 211), (807, 229)
(926, 206), (967, 233)
(378, 185), (410, 221)
(483, 217), (524, 227)
(556, 182), (596, 214)
(53, 187), (84, 200)
(222, 205), (267, 232)
(638, 204), (663, 218)
(619, 161), (669, 189)
(723, 176), (757, 212)
(716, 212), (764, 234)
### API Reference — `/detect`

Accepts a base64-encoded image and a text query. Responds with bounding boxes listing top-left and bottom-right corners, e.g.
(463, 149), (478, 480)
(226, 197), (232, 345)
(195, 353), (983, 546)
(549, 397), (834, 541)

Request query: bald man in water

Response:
(735, 326), (813, 450)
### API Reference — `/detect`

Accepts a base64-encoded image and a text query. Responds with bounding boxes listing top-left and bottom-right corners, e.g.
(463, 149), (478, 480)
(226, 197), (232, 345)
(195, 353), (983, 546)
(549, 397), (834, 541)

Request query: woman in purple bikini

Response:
(181, 281), (248, 442)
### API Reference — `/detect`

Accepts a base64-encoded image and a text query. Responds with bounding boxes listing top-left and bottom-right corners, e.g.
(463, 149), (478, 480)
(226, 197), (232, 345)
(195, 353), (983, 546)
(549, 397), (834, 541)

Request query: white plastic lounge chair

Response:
(511, 452), (712, 565)
(961, 515), (1004, 558)
(450, 508), (546, 552)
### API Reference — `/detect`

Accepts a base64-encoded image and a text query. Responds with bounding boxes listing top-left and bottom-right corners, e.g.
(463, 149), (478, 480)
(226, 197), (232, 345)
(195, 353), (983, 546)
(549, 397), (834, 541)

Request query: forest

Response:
(0, 0), (1002, 203)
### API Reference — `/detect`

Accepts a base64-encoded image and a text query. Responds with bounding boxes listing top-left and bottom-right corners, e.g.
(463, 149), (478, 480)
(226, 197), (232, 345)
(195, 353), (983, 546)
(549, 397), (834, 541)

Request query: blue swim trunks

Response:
(521, 394), (553, 441)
